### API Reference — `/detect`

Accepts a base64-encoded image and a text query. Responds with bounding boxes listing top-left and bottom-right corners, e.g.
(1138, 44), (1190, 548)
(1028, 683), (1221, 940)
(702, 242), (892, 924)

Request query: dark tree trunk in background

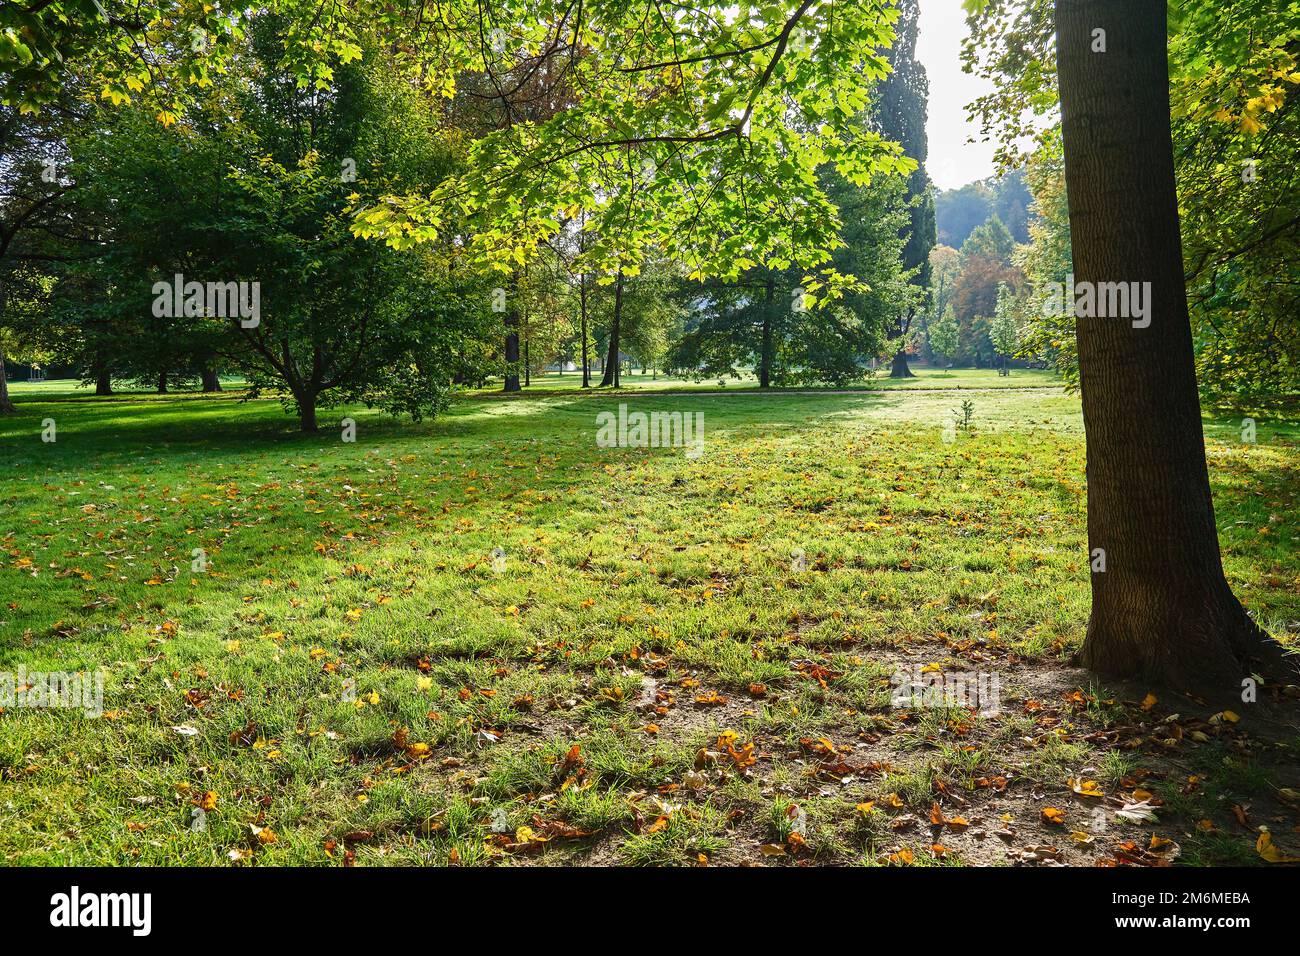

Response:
(599, 273), (624, 388)
(157, 370), (169, 394)
(580, 272), (590, 387)
(0, 354), (14, 413)
(524, 337), (530, 387)
(0, 282), (12, 411)
(503, 275), (521, 392)
(200, 364), (222, 392)
(94, 365), (113, 396)
(889, 346), (915, 379)
(876, 0), (934, 379)
(889, 309), (917, 378)
(759, 277), (774, 388)
(297, 392), (318, 433)
(1056, 0), (1291, 697)
(503, 313), (521, 392)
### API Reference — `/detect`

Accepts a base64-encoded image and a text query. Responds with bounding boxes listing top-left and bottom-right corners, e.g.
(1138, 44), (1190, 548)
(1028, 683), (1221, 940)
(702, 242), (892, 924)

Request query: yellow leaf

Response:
(1070, 778), (1104, 798)
(1255, 829), (1297, 863)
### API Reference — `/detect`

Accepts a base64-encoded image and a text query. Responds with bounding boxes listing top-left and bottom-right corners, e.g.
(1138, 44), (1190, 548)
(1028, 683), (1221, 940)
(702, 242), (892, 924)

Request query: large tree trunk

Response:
(599, 274), (624, 388)
(94, 364), (113, 396)
(0, 353), (14, 413)
(889, 309), (916, 378)
(200, 363), (222, 392)
(759, 277), (774, 388)
(1056, 0), (1290, 697)
(157, 369), (169, 394)
(889, 349), (915, 379)
(297, 392), (318, 433)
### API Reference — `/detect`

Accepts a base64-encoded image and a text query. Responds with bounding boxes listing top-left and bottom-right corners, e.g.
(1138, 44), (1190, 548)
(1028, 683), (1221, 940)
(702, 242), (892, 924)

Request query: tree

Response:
(950, 217), (1021, 365)
(917, 244), (961, 362)
(935, 172), (1031, 247)
(1013, 128), (1076, 381)
(964, 0), (1300, 404)
(927, 306), (959, 367)
(38, 22), (498, 430)
(666, 168), (913, 387)
(21, 5), (916, 371)
(874, 0), (936, 378)
(989, 283), (1022, 370)
(597, 273), (627, 388)
(0, 329), (18, 413)
(349, 1), (912, 327)
(1054, 0), (1291, 695)
(0, 2), (246, 115)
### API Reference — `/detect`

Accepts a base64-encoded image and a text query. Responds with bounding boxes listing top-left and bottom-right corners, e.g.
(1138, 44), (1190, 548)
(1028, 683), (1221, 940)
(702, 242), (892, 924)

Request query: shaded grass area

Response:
(0, 383), (1297, 866)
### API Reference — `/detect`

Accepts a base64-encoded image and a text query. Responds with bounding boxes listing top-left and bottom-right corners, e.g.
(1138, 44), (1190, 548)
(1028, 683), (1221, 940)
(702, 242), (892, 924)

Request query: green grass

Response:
(0, 379), (1296, 866)
(464, 365), (1065, 395)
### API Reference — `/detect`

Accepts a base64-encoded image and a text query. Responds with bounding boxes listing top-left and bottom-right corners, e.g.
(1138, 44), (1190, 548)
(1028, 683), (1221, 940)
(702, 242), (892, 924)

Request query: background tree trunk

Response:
(759, 277), (774, 388)
(503, 275), (521, 392)
(889, 310), (917, 378)
(599, 274), (624, 388)
(157, 370), (169, 394)
(94, 363), (113, 395)
(503, 311), (521, 392)
(0, 354), (15, 413)
(1056, 0), (1290, 696)
(580, 272), (590, 387)
(200, 363), (222, 392)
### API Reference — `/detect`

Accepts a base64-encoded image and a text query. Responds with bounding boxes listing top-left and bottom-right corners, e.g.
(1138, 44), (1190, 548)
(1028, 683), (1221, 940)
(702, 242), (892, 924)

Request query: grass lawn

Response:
(1, 379), (1297, 866)
(471, 365), (1065, 395)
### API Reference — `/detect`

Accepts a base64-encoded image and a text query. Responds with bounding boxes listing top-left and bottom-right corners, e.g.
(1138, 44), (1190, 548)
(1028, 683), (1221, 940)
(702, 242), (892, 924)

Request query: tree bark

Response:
(503, 276), (521, 392)
(0, 353), (14, 413)
(157, 369), (168, 394)
(503, 318), (521, 392)
(889, 349), (915, 379)
(759, 277), (774, 388)
(200, 363), (222, 392)
(890, 310), (916, 378)
(580, 271), (590, 387)
(599, 273), (624, 388)
(1056, 0), (1291, 697)
(298, 392), (319, 432)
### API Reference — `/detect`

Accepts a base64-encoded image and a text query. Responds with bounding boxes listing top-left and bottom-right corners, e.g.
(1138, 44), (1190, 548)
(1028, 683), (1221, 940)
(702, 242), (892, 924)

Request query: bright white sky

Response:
(915, 0), (998, 191)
